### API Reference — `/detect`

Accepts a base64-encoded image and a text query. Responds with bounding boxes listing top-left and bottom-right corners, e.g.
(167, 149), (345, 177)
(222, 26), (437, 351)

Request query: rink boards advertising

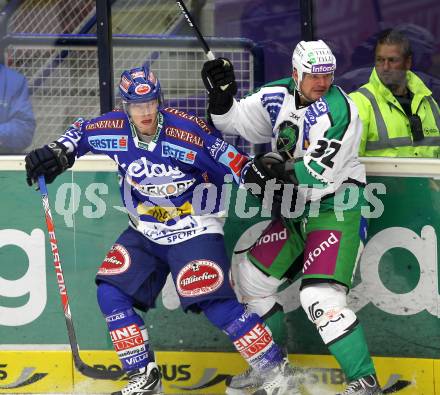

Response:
(0, 157), (438, 394)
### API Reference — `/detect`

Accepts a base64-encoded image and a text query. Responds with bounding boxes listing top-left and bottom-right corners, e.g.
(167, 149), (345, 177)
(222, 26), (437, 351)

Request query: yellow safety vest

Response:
(349, 69), (440, 158)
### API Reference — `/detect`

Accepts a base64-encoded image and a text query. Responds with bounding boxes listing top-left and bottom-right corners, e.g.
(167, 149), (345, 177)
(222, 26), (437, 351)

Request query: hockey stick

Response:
(176, 0), (231, 92)
(37, 175), (123, 380)
(176, 1), (245, 149)
(175, 0), (215, 61)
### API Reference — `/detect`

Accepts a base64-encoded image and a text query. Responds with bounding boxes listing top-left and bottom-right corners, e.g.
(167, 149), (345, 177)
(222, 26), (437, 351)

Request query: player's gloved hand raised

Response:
(202, 58), (237, 95)
(201, 58), (237, 115)
(25, 141), (75, 186)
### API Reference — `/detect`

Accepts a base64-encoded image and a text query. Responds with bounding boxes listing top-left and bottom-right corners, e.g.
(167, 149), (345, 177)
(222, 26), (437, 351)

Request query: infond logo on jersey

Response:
(162, 142), (197, 164)
(88, 135), (128, 151)
(303, 231), (340, 275)
(256, 227), (288, 246)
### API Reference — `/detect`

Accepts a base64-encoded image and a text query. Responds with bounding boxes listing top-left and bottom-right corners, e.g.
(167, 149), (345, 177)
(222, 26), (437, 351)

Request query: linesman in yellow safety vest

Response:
(350, 28), (440, 158)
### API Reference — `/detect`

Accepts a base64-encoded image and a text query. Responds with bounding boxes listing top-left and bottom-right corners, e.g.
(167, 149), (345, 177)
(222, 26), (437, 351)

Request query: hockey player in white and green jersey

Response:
(202, 40), (383, 395)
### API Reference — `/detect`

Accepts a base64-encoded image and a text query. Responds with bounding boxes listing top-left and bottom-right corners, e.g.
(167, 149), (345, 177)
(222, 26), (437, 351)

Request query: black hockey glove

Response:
(242, 152), (297, 186)
(201, 58), (237, 115)
(242, 152), (298, 216)
(25, 141), (75, 186)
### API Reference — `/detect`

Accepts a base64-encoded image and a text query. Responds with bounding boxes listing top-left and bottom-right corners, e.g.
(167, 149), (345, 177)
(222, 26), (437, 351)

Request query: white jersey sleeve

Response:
(211, 85), (289, 144)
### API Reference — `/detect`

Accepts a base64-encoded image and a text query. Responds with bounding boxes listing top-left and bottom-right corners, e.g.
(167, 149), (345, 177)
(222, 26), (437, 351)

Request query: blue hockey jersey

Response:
(57, 107), (248, 244)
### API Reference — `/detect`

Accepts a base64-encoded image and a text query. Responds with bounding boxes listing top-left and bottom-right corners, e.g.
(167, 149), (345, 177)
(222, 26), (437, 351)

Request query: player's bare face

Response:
(299, 73), (333, 103)
(129, 100), (159, 135)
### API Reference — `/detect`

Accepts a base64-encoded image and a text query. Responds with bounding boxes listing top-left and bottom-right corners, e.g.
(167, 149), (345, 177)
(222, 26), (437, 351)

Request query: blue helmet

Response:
(119, 64), (161, 103)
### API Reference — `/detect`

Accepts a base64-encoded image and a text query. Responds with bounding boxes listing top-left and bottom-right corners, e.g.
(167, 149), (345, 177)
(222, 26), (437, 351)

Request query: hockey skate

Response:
(225, 366), (264, 394)
(225, 358), (300, 395)
(337, 374), (383, 395)
(233, 358), (299, 395)
(111, 362), (163, 395)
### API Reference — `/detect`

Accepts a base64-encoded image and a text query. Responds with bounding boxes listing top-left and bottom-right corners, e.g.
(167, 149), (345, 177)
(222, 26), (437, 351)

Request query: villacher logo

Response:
(176, 260), (224, 297)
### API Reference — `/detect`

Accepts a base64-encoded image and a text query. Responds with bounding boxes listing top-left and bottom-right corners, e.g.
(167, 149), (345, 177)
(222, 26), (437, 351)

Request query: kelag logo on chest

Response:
(88, 135), (128, 151)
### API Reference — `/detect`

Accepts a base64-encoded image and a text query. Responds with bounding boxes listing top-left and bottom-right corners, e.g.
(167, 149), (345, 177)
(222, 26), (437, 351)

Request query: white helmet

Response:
(292, 40), (336, 91)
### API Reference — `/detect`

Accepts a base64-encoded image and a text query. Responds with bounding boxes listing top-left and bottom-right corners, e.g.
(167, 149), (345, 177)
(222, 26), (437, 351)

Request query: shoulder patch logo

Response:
(261, 93), (285, 127)
(303, 97), (329, 150)
(218, 145), (247, 182)
(310, 97), (329, 118)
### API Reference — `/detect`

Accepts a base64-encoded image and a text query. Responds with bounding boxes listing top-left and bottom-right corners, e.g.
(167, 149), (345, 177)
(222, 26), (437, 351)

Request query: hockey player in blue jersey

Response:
(25, 64), (296, 395)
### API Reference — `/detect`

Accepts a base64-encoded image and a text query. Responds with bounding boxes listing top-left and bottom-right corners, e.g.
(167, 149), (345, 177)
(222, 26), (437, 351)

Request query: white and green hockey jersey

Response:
(211, 78), (366, 202)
